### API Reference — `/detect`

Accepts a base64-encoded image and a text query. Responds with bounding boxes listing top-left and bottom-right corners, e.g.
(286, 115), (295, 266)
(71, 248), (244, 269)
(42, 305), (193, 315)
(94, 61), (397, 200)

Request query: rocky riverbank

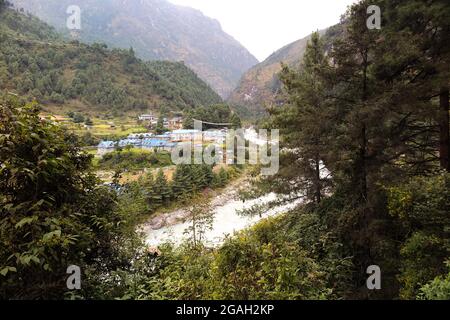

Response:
(141, 176), (249, 233)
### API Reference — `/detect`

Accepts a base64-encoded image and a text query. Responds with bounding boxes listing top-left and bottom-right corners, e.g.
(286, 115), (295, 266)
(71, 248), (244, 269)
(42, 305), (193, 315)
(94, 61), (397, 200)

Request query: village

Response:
(97, 114), (229, 156)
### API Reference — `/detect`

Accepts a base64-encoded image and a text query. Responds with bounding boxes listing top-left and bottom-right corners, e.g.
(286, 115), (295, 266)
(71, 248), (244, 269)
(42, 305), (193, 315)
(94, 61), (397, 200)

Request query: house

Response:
(155, 132), (171, 140)
(97, 140), (117, 156)
(128, 133), (153, 139)
(203, 129), (227, 143)
(141, 139), (177, 152)
(168, 117), (183, 130)
(170, 129), (202, 142)
(118, 139), (142, 148)
(98, 141), (116, 149)
(138, 114), (156, 122)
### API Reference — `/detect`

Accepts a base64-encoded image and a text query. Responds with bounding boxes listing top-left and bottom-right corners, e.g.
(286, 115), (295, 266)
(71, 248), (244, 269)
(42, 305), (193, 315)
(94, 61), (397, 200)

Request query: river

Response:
(142, 186), (302, 247)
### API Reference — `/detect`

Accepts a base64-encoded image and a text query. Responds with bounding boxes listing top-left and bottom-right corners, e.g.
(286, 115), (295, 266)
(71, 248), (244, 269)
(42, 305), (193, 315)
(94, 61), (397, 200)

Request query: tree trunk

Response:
(439, 87), (449, 172)
(315, 154), (321, 204)
(360, 124), (368, 201)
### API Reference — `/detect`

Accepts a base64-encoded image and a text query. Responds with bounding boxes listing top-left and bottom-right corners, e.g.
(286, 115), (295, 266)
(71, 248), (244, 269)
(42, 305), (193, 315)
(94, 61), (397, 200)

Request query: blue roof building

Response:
(118, 139), (142, 147)
(142, 139), (177, 150)
(98, 141), (116, 149)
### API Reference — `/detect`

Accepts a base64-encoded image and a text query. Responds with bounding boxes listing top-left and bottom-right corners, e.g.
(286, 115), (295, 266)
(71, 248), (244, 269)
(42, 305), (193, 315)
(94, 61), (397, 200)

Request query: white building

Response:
(138, 114), (156, 121)
(170, 129), (202, 142)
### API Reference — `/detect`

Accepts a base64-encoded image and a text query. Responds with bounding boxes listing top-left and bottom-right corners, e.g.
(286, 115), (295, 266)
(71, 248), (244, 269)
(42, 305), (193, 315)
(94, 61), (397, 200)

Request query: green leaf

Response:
(42, 229), (62, 241)
(15, 216), (38, 229)
(0, 266), (17, 276)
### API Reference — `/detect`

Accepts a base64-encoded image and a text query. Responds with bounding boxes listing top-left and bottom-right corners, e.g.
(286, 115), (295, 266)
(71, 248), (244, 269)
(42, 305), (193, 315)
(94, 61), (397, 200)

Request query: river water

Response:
(144, 193), (302, 247)
(144, 128), (299, 247)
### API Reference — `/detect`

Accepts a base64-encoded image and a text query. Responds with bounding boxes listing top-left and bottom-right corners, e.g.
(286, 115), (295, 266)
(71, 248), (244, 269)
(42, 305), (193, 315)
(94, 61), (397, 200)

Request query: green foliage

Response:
(147, 61), (222, 108)
(254, 0), (450, 300)
(98, 150), (172, 171)
(210, 217), (332, 300)
(418, 261), (450, 300)
(0, 7), (222, 113)
(0, 97), (141, 299)
(155, 116), (166, 135)
(124, 164), (234, 216)
(184, 104), (241, 129)
(115, 214), (346, 300)
(387, 174), (450, 299)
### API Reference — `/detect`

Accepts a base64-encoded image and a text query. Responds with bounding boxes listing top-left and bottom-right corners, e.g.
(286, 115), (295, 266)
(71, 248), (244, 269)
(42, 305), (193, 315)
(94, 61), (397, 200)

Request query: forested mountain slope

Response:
(0, 4), (222, 116)
(229, 26), (342, 116)
(9, 0), (259, 98)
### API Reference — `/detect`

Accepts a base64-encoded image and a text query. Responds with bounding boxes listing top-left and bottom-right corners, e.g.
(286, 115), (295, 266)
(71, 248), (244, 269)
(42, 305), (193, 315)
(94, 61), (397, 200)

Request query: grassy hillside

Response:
(0, 5), (222, 117)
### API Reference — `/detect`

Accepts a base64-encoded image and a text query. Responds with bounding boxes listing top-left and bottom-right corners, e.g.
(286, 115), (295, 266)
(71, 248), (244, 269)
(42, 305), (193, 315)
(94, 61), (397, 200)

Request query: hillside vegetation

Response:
(229, 26), (342, 116)
(9, 0), (259, 98)
(0, 5), (222, 117)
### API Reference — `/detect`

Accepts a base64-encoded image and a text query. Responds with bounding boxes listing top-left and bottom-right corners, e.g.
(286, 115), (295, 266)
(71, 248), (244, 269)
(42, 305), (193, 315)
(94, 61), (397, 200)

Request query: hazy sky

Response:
(168, 0), (357, 61)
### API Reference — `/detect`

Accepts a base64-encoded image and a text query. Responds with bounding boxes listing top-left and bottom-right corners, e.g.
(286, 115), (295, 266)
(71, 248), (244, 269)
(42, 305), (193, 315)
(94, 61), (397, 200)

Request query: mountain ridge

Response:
(9, 0), (259, 98)
(0, 4), (223, 117)
(228, 26), (343, 116)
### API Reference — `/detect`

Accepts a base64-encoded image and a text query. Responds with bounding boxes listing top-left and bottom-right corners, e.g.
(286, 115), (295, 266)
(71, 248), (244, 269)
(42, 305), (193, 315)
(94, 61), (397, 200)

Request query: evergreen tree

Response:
(270, 32), (331, 204)
(217, 167), (228, 187)
(374, 0), (450, 172)
(155, 116), (165, 135)
(154, 169), (172, 205)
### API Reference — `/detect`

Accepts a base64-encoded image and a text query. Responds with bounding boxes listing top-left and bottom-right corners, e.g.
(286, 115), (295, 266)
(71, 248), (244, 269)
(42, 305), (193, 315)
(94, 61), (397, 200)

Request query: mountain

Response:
(9, 0), (259, 98)
(0, 4), (222, 116)
(228, 26), (343, 116)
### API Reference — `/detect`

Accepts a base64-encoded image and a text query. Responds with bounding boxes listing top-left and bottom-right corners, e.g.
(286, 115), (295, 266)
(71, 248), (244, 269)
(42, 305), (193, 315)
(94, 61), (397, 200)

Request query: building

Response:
(168, 117), (183, 130)
(98, 141), (116, 149)
(97, 140), (116, 156)
(203, 129), (227, 143)
(138, 114), (156, 122)
(170, 129), (202, 142)
(141, 139), (177, 152)
(155, 132), (171, 140)
(128, 133), (153, 139)
(118, 139), (142, 148)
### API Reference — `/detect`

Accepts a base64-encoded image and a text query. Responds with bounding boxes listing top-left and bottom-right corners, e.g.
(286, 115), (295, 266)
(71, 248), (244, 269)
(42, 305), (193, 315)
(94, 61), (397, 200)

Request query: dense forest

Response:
(0, 3), (222, 115)
(0, 0), (449, 301)
(252, 0), (450, 299)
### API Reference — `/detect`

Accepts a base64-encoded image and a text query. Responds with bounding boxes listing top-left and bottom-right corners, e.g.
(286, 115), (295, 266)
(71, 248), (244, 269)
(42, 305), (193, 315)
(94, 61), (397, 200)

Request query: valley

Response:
(1, 0), (449, 302)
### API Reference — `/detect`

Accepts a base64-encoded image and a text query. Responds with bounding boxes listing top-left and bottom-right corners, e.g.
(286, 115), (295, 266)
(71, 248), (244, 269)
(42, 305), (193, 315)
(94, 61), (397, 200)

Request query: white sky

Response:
(168, 0), (358, 61)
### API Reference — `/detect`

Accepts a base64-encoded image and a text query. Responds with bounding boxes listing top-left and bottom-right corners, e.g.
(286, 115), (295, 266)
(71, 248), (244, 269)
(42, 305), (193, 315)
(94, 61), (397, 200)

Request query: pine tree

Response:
(154, 169), (171, 205)
(271, 32), (331, 204)
(143, 172), (158, 211)
(202, 164), (215, 187)
(155, 116), (165, 135)
(171, 165), (192, 201)
(218, 167), (228, 187)
(375, 0), (450, 172)
(191, 165), (207, 191)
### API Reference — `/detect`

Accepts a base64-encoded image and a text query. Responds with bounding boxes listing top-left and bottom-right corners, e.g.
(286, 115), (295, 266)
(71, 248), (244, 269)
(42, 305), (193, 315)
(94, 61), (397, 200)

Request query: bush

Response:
(98, 150), (172, 171)
(417, 261), (450, 300)
(387, 173), (450, 299)
(0, 97), (141, 299)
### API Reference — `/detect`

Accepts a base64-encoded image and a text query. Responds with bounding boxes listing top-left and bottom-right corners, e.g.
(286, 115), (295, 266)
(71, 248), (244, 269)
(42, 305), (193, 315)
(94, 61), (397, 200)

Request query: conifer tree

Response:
(154, 169), (171, 205)
(271, 32), (331, 204)
(218, 167), (228, 187)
